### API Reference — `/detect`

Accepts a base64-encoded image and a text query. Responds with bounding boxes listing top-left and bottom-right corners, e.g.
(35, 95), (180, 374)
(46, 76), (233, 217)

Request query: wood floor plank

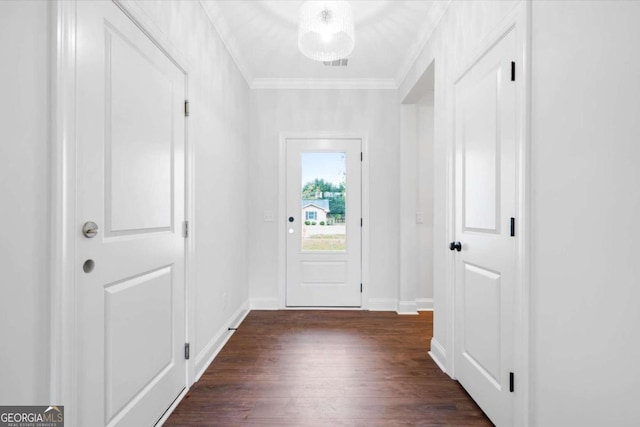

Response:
(165, 310), (492, 426)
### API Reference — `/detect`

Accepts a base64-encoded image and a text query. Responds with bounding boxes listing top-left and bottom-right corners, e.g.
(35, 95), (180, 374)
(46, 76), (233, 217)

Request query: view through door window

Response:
(301, 152), (347, 251)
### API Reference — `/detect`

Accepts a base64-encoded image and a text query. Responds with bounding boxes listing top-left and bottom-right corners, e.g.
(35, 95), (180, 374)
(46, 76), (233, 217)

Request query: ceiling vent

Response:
(323, 58), (349, 67)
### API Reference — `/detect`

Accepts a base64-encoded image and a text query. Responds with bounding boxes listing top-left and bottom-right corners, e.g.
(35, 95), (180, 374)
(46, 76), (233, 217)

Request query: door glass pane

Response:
(301, 152), (346, 251)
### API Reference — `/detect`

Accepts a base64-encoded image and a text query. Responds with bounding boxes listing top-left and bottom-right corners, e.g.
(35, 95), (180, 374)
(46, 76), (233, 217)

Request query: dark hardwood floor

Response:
(165, 310), (492, 426)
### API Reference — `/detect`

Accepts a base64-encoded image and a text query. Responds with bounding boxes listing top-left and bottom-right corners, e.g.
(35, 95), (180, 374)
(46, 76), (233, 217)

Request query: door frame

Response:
(446, 1), (530, 426)
(49, 2), (195, 425)
(278, 132), (370, 310)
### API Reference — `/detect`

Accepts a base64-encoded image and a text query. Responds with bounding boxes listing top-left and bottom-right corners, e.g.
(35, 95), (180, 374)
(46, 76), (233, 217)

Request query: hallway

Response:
(4, 1), (640, 425)
(166, 311), (491, 426)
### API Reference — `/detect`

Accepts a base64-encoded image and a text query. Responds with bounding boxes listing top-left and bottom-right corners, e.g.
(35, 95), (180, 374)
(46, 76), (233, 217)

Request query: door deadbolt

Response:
(82, 221), (99, 238)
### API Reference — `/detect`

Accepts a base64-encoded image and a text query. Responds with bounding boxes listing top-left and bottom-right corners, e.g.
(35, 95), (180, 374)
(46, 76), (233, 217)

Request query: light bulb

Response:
(298, 1), (354, 62)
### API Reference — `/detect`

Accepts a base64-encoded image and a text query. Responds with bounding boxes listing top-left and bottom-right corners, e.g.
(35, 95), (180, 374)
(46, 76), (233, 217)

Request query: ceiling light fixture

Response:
(298, 1), (354, 62)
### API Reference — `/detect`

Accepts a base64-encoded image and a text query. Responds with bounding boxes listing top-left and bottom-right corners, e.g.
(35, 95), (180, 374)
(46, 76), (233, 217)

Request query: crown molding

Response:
(394, 0), (452, 86)
(200, 0), (449, 92)
(198, 0), (253, 86)
(251, 78), (397, 90)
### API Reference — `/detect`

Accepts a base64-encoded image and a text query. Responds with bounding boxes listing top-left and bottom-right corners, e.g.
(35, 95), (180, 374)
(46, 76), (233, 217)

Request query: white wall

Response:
(120, 0), (251, 377)
(0, 0), (251, 403)
(417, 92), (435, 306)
(399, 80), (435, 314)
(401, 0), (640, 424)
(248, 89), (400, 308)
(530, 1), (640, 425)
(0, 0), (51, 405)
(399, 104), (420, 313)
(399, 0), (520, 371)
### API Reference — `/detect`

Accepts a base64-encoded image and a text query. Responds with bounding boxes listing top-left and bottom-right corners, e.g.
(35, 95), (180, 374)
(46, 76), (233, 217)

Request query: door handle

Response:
(82, 221), (99, 238)
(449, 241), (462, 252)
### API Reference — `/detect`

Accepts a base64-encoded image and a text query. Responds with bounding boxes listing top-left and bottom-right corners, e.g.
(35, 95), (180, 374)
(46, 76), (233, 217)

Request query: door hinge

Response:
(509, 372), (515, 392)
(360, 218), (363, 227)
(510, 61), (516, 82)
(184, 343), (190, 360)
(184, 100), (190, 117)
(183, 220), (189, 238)
(360, 152), (363, 161)
(360, 283), (363, 293)
(510, 217), (515, 237)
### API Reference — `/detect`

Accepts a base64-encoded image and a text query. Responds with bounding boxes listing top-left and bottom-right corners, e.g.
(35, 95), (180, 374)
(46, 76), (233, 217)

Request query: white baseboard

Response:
(158, 300), (250, 425)
(416, 298), (434, 311)
(250, 296), (433, 312)
(250, 297), (279, 310)
(428, 337), (447, 373)
(156, 387), (188, 426)
(396, 300), (419, 315)
(194, 300), (250, 381)
(367, 298), (398, 311)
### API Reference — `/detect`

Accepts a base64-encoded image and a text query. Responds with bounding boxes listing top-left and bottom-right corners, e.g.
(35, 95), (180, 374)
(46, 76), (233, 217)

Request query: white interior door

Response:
(76, 2), (186, 426)
(453, 29), (517, 426)
(286, 139), (362, 307)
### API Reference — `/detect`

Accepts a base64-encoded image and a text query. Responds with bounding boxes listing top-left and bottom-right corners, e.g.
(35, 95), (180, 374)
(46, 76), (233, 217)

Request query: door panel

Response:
(454, 29), (517, 427)
(76, 2), (186, 426)
(462, 68), (500, 233)
(104, 267), (174, 421)
(301, 261), (348, 283)
(106, 25), (174, 234)
(286, 139), (361, 307)
(462, 263), (501, 386)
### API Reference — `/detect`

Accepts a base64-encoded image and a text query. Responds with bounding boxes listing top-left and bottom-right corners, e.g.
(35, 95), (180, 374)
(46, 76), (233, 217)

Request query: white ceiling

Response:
(201, 0), (449, 89)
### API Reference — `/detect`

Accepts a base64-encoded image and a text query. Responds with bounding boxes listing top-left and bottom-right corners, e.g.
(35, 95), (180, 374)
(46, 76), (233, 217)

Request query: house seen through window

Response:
(300, 152), (347, 251)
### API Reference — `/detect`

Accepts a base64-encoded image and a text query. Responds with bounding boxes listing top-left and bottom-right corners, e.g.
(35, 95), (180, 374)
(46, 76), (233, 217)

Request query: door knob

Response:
(449, 241), (462, 252)
(82, 221), (99, 238)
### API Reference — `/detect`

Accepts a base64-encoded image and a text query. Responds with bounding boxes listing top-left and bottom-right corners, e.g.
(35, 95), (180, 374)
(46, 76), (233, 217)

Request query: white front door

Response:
(453, 29), (517, 426)
(76, 2), (186, 426)
(286, 139), (362, 307)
